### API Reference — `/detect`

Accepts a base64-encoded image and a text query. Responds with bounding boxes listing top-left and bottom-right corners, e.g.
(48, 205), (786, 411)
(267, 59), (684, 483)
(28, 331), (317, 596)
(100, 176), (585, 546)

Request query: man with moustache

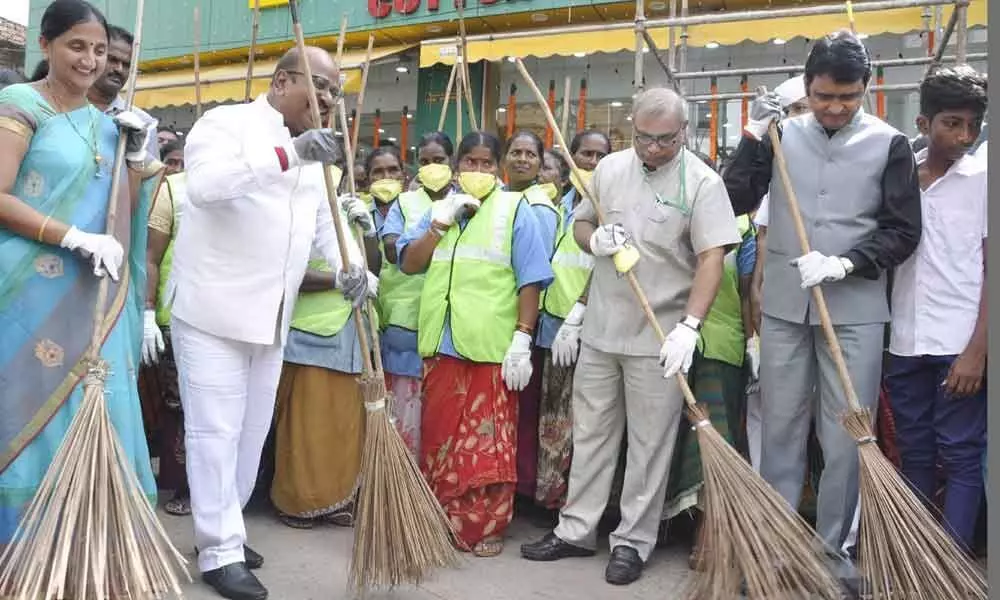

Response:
(521, 87), (740, 586)
(169, 46), (370, 600)
(723, 30), (921, 594)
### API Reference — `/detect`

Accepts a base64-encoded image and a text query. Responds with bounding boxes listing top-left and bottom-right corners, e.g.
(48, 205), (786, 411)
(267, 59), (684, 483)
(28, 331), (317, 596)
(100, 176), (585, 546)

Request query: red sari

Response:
(421, 355), (517, 549)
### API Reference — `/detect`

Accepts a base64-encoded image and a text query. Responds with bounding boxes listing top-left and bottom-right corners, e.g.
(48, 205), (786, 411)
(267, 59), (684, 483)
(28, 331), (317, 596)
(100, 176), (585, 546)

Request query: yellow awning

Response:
(420, 1), (987, 67)
(136, 44), (413, 109)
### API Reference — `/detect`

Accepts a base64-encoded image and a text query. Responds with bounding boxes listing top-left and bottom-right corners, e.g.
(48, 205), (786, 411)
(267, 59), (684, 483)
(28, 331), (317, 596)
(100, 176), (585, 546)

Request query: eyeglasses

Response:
(634, 126), (684, 148)
(284, 70), (340, 96)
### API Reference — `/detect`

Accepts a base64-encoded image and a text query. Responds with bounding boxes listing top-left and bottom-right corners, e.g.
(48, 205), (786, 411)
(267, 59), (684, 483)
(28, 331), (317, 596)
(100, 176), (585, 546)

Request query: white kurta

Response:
(170, 95), (362, 573)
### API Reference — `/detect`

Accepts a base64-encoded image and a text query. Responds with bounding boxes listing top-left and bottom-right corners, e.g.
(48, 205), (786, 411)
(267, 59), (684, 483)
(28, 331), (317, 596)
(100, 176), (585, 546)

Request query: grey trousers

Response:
(554, 343), (684, 561)
(759, 314), (883, 561)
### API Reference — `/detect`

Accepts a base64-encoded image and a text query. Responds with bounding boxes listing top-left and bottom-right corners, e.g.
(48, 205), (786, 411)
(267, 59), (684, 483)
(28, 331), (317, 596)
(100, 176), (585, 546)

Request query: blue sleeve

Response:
(532, 204), (559, 256)
(395, 209), (432, 262)
(512, 201), (555, 290)
(736, 233), (757, 277)
(381, 200), (406, 239)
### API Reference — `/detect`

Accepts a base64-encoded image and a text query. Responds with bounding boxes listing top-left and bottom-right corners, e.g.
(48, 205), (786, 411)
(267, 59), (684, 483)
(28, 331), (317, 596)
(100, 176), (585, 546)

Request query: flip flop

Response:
(472, 536), (504, 558)
(278, 513), (315, 529)
(164, 495), (191, 516)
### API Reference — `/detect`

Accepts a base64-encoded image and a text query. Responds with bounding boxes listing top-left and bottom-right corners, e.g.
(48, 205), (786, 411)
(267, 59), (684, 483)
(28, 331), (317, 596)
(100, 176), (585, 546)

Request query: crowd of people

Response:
(0, 1), (989, 600)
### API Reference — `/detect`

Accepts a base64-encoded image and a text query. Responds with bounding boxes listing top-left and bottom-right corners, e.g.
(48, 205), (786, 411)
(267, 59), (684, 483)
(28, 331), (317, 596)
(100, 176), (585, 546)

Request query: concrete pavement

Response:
(163, 505), (692, 600)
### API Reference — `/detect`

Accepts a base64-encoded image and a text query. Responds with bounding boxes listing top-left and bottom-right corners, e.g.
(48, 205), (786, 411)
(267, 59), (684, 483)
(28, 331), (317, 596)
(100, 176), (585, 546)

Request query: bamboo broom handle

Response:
(193, 6), (202, 118)
(350, 34), (376, 155)
(437, 61), (459, 132)
(560, 75), (572, 141)
(766, 120), (863, 413)
(286, 0), (374, 374)
(335, 15), (347, 65)
(244, 0), (261, 102)
(513, 58), (698, 409)
(86, 0), (147, 359)
(456, 0), (479, 130)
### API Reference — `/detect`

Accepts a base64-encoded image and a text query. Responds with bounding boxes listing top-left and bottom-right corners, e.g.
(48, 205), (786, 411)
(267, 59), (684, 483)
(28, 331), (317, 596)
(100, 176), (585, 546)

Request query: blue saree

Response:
(0, 83), (158, 543)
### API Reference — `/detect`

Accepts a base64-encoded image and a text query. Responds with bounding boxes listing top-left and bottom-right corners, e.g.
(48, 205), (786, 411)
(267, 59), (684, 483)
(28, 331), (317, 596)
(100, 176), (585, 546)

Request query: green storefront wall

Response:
(412, 62), (488, 151)
(25, 0), (624, 71)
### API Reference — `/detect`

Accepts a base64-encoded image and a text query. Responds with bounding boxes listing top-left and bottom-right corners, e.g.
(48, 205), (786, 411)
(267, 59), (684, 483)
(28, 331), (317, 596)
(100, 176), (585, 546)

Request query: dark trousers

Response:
(885, 353), (986, 550)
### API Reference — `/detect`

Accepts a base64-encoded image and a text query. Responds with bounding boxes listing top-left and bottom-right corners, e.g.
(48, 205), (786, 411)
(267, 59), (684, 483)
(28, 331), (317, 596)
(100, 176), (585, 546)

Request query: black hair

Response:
(40, 0), (109, 43)
(160, 139), (184, 160)
(919, 64), (988, 122)
(544, 149), (570, 182)
(107, 24), (133, 46)
(569, 129), (612, 155)
(417, 131), (454, 157)
(457, 131), (502, 163)
(504, 129), (544, 160)
(0, 68), (27, 90)
(804, 30), (872, 89)
(30, 60), (49, 82)
(365, 145), (403, 177)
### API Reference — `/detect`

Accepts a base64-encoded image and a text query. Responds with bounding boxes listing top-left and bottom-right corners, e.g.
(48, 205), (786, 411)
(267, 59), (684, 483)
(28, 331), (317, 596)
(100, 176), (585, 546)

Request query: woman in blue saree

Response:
(0, 0), (159, 543)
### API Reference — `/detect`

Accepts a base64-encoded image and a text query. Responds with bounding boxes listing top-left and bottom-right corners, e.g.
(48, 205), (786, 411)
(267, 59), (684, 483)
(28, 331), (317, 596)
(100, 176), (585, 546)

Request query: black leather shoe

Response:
(202, 563), (268, 600)
(243, 545), (264, 570)
(605, 546), (643, 586)
(520, 532), (596, 561)
(195, 545), (264, 570)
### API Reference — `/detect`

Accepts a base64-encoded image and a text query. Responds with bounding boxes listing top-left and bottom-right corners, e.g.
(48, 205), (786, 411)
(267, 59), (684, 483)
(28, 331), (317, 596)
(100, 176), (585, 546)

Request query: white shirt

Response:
(754, 194), (771, 227)
(889, 149), (987, 356)
(168, 95), (363, 346)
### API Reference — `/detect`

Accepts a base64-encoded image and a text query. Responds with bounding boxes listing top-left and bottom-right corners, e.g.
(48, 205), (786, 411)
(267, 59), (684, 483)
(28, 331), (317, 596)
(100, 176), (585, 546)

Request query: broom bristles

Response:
(349, 375), (462, 591)
(842, 410), (987, 600)
(0, 361), (190, 599)
(685, 404), (842, 600)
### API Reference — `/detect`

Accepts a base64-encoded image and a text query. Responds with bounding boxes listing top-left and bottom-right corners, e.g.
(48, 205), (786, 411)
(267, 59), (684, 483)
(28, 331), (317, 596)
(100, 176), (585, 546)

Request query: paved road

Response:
(163, 505), (692, 600)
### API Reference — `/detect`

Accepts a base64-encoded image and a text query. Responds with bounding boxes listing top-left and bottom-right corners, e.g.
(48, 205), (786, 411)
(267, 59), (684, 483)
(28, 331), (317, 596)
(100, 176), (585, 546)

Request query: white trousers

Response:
(172, 317), (284, 572)
(554, 344), (683, 562)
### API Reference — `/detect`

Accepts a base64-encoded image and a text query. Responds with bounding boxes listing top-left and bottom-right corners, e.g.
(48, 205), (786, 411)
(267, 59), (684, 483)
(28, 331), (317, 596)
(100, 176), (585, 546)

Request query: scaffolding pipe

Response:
(927, 3), (962, 72)
(954, 2), (968, 61)
(424, 0), (961, 46)
(686, 81), (927, 102)
(668, 0), (677, 69)
(641, 30), (680, 91)
(635, 0), (646, 92)
(673, 51), (985, 80)
(679, 0), (689, 92)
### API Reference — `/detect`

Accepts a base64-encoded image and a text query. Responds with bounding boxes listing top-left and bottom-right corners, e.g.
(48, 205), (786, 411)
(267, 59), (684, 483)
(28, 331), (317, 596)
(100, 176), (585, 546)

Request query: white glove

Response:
(431, 193), (480, 228)
(59, 226), (124, 281)
(745, 335), (760, 381)
(659, 323), (700, 379)
(141, 309), (165, 366)
(336, 263), (369, 308)
(745, 91), (783, 140)
(113, 110), (154, 163)
(341, 194), (376, 237)
(501, 330), (534, 392)
(366, 270), (379, 298)
(588, 223), (629, 257)
(552, 302), (586, 368)
(790, 251), (849, 288)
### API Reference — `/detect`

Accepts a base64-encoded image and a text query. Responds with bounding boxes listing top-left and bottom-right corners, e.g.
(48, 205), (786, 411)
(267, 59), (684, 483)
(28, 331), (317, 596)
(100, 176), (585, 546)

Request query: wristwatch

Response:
(680, 315), (703, 332)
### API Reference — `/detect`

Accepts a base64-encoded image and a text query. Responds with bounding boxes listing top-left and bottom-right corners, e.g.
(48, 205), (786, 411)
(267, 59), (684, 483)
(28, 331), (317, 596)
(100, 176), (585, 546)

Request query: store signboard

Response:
(369, 0), (532, 19)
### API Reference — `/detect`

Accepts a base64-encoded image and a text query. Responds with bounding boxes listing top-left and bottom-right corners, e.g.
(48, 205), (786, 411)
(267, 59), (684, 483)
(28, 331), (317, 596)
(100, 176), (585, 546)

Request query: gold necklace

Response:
(44, 80), (103, 172)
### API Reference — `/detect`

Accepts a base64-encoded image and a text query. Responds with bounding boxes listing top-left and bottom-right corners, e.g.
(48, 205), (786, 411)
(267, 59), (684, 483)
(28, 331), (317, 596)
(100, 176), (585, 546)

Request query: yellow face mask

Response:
(538, 182), (559, 201)
(569, 169), (594, 195)
(458, 171), (497, 200)
(417, 163), (453, 193)
(369, 178), (402, 204)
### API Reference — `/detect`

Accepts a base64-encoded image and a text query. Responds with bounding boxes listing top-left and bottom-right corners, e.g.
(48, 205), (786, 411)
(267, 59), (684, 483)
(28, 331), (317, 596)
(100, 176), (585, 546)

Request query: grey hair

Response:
(631, 87), (687, 122)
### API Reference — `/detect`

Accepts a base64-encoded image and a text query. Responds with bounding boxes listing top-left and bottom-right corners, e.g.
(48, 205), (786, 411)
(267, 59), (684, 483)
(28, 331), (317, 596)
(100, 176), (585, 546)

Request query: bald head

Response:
(268, 45), (340, 135)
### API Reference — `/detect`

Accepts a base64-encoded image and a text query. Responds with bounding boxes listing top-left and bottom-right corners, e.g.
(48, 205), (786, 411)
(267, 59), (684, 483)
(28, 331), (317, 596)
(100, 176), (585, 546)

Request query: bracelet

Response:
(516, 322), (535, 335)
(37, 215), (52, 243)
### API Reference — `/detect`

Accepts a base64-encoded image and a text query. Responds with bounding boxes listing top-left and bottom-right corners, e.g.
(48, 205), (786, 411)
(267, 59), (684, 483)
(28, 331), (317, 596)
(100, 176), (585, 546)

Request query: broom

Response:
(766, 114), (987, 599)
(0, 1), (190, 597)
(514, 58), (841, 600)
(284, 2), (460, 591)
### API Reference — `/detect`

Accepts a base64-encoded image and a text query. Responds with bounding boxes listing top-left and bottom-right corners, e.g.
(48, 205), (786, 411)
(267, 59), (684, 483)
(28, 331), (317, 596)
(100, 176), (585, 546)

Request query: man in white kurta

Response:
(168, 47), (367, 600)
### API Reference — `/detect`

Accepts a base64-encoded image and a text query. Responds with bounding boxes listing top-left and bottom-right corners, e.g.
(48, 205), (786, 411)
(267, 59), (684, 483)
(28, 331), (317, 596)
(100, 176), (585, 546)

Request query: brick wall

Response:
(0, 17), (25, 71)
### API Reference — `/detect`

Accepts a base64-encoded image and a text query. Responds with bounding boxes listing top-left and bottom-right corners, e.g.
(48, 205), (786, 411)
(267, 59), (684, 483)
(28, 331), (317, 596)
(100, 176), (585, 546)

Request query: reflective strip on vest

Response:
(377, 190), (432, 331)
(418, 190), (520, 363)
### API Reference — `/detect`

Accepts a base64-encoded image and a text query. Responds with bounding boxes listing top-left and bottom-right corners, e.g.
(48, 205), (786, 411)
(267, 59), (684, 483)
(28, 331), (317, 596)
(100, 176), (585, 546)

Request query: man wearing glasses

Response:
(169, 46), (370, 600)
(723, 30), (921, 595)
(521, 87), (740, 586)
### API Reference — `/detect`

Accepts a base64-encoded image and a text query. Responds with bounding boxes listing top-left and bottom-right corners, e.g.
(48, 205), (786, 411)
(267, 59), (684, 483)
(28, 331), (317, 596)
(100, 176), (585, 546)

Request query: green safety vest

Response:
(523, 184), (562, 252)
(540, 203), (594, 319)
(418, 189), (522, 363)
(698, 214), (754, 367)
(290, 215), (364, 337)
(377, 189), (433, 331)
(155, 172), (186, 327)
